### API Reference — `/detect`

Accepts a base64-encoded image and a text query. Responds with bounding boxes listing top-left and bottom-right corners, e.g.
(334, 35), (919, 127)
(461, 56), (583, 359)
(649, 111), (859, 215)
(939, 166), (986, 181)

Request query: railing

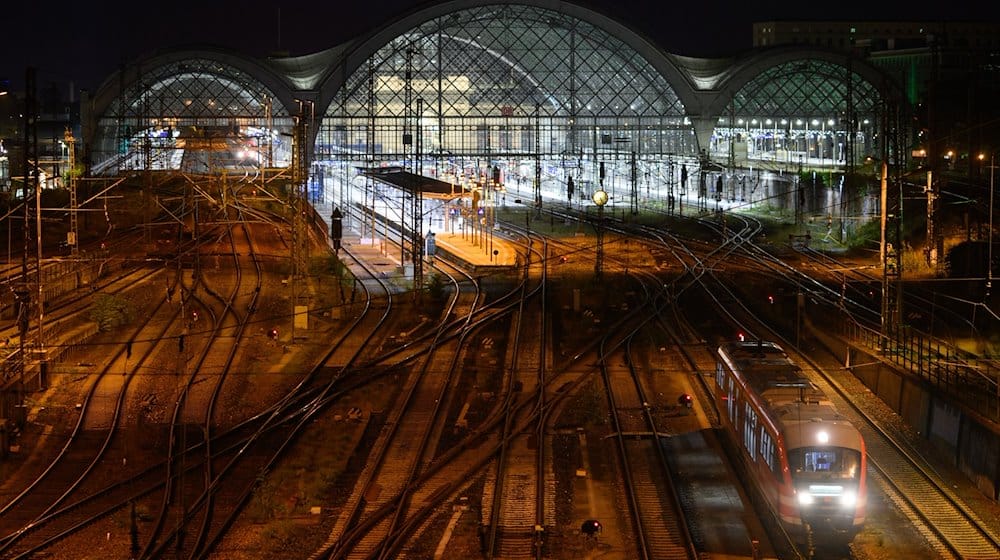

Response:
(843, 319), (1000, 422)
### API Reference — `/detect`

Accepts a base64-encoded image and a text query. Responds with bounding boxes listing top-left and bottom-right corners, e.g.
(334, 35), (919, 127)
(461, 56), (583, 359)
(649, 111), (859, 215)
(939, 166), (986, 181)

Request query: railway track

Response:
(0, 252), (187, 557)
(482, 233), (547, 560)
(4, 172), (998, 560)
(0, 178), (402, 559)
(310, 238), (518, 559)
(604, 325), (697, 560)
(139, 203), (265, 559)
(789, 343), (1000, 559)
(660, 207), (1000, 558)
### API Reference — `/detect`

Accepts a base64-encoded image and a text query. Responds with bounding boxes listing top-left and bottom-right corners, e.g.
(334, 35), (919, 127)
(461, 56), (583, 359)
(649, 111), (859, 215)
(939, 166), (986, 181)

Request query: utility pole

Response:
(925, 170), (939, 269)
(412, 97), (424, 293)
(534, 103), (542, 216)
(879, 102), (904, 351)
(842, 37), (856, 244)
(290, 100), (312, 342)
(403, 47), (415, 269)
(65, 128), (79, 259)
(14, 68), (38, 413)
(988, 155), (994, 299)
(629, 149), (638, 216)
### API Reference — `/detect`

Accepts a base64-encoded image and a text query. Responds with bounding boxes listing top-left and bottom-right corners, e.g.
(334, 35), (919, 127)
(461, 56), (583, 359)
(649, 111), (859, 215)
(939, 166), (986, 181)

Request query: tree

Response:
(425, 273), (447, 303)
(89, 293), (136, 331)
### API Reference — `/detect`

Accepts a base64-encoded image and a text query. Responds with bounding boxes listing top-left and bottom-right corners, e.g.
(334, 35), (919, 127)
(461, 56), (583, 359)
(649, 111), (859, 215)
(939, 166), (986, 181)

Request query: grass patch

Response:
(257, 519), (312, 555)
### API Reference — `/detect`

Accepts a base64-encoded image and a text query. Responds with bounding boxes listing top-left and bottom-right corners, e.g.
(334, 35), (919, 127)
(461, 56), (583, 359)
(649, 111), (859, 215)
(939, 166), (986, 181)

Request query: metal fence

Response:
(843, 319), (1000, 422)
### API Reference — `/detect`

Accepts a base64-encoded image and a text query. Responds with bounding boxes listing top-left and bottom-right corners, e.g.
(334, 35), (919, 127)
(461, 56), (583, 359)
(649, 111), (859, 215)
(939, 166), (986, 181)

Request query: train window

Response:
(760, 431), (777, 474)
(716, 363), (725, 389)
(744, 405), (757, 453)
(788, 448), (862, 480)
(727, 383), (738, 420)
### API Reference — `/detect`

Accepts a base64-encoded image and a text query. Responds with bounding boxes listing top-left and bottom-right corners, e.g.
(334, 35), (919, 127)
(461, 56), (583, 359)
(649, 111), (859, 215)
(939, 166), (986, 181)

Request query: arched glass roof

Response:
(85, 3), (896, 188)
(92, 58), (293, 175)
(333, 3), (686, 120)
(708, 58), (885, 179)
(726, 59), (881, 118)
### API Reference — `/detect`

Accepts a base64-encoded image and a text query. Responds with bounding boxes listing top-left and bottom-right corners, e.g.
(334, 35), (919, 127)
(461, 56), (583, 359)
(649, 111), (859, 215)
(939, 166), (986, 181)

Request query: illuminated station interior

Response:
(86, 2), (890, 242)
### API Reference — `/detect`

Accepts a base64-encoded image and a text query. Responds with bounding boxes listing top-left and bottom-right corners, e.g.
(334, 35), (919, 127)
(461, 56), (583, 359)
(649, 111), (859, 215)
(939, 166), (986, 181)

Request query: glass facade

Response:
(712, 59), (882, 170)
(314, 3), (697, 214)
(91, 58), (293, 175)
(87, 3), (889, 226)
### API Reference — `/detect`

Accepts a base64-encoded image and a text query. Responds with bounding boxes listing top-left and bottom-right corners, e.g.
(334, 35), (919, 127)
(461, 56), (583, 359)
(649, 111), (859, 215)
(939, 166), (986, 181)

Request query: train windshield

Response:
(788, 447), (861, 480)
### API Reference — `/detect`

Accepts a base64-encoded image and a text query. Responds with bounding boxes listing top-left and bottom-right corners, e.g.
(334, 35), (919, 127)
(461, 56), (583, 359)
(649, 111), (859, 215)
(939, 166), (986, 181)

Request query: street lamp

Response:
(978, 153), (994, 297)
(593, 188), (608, 279)
(989, 154), (995, 297)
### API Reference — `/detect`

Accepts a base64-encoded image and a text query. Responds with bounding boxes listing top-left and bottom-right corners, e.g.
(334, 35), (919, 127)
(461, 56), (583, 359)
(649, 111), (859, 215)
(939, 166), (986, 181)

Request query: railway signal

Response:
(14, 289), (29, 337)
(581, 519), (601, 536)
(330, 207), (343, 252)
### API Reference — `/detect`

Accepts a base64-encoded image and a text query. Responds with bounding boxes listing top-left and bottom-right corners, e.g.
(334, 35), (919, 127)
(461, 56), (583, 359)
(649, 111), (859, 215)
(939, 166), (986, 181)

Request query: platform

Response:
(332, 228), (518, 293)
(431, 231), (518, 271)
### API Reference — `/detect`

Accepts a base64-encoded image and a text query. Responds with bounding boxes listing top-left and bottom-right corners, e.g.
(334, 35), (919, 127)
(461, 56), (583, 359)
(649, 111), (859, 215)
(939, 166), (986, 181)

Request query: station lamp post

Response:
(981, 153), (995, 298)
(593, 187), (608, 279)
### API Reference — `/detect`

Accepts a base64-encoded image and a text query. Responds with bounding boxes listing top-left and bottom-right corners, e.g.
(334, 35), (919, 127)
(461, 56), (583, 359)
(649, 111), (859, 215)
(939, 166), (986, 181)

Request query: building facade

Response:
(83, 0), (903, 229)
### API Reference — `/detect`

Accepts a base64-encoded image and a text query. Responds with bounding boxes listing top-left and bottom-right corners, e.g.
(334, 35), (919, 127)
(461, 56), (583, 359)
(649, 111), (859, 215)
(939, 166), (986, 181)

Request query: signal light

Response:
(581, 519), (601, 535)
(738, 332), (745, 342)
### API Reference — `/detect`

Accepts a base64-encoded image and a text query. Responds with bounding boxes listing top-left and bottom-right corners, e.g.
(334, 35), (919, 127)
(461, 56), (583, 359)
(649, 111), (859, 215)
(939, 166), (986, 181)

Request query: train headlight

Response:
(797, 491), (814, 505)
(816, 430), (829, 444)
(840, 491), (856, 507)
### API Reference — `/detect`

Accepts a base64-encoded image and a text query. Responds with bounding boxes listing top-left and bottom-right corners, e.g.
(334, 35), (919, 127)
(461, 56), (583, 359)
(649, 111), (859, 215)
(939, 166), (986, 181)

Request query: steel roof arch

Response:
(87, 45), (300, 145)
(83, 8), (903, 163)
(695, 45), (900, 118)
(312, 0), (701, 118)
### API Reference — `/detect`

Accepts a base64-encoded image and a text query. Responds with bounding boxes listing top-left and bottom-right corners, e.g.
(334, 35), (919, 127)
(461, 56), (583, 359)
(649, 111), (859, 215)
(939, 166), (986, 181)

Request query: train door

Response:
(727, 376), (738, 420)
(744, 404), (758, 458)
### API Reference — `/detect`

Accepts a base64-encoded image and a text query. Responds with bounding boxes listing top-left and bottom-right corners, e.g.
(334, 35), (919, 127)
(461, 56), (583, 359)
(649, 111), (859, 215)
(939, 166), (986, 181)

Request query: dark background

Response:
(2, 0), (1000, 93)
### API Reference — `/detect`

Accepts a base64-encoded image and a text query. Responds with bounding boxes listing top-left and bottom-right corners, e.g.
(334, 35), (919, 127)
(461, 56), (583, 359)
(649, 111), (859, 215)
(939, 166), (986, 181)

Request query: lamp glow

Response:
(840, 491), (856, 507)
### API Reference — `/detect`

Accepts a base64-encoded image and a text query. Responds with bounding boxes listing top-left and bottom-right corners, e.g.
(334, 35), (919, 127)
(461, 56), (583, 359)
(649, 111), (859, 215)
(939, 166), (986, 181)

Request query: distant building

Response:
(753, 21), (1000, 53)
(754, 20), (1000, 173)
(0, 80), (80, 193)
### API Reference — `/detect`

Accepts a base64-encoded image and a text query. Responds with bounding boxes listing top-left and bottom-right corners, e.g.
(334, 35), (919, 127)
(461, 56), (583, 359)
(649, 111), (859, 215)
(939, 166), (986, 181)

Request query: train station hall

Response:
(82, 0), (895, 263)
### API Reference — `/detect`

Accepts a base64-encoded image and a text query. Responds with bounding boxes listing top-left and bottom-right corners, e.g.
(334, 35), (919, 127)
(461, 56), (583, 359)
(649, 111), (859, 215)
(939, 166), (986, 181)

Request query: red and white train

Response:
(714, 339), (867, 539)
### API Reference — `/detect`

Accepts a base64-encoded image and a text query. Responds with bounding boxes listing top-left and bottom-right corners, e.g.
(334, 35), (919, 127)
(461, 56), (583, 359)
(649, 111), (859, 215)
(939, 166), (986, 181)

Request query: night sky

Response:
(3, 0), (999, 94)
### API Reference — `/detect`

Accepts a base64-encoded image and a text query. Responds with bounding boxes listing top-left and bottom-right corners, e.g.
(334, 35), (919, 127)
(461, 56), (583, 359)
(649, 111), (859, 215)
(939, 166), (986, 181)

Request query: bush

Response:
(425, 273), (447, 302)
(89, 293), (136, 331)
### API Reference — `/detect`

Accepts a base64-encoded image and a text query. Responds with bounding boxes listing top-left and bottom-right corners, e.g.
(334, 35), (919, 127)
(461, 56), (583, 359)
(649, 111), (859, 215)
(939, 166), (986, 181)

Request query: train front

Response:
(784, 418), (866, 535)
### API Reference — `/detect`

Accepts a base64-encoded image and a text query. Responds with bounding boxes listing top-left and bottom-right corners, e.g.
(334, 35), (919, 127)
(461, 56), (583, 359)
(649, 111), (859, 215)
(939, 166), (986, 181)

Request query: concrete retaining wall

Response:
(808, 320), (1000, 501)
